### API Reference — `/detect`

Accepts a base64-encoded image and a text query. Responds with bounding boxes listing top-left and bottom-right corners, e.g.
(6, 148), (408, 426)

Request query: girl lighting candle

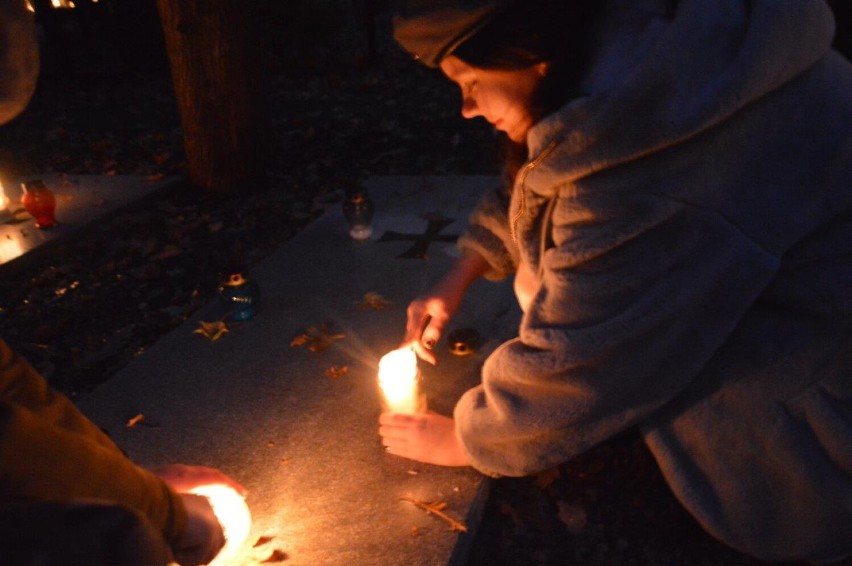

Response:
(378, 347), (426, 414)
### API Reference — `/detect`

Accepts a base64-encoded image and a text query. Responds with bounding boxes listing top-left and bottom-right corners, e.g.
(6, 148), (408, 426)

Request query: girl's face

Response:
(440, 55), (548, 143)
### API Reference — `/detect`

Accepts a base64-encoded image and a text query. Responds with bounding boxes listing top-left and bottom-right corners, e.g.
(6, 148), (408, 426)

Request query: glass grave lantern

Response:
(342, 186), (375, 240)
(21, 180), (56, 228)
(218, 265), (260, 321)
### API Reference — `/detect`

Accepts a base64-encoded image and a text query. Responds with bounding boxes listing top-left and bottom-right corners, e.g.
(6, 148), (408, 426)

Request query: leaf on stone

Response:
(325, 365), (349, 379)
(253, 535), (274, 548)
(357, 292), (392, 311)
(260, 549), (288, 563)
(126, 413), (145, 427)
(193, 320), (229, 341)
(289, 323), (345, 352)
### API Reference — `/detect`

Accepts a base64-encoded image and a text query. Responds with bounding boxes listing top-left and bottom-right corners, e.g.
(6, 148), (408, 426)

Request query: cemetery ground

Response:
(2, 8), (848, 566)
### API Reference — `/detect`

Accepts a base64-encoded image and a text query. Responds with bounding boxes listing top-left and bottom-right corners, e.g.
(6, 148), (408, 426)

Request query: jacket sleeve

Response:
(454, 192), (780, 477)
(457, 185), (518, 281)
(0, 338), (187, 546)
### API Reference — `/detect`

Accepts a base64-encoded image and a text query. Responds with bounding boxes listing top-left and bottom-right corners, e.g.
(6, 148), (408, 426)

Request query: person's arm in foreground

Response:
(0, 338), (244, 564)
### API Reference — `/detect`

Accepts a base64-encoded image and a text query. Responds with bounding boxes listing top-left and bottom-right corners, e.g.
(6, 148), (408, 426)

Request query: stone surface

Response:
(77, 176), (522, 565)
(0, 173), (176, 266)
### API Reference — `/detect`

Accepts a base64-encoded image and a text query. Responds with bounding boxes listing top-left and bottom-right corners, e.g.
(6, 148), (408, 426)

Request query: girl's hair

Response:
(452, 0), (679, 184)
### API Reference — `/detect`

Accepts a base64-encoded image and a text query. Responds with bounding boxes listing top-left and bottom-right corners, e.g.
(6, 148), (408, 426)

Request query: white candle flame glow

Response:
(0, 180), (9, 211)
(189, 484), (252, 565)
(378, 347), (423, 414)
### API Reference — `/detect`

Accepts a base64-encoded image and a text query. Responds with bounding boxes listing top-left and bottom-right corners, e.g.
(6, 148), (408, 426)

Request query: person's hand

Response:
(172, 493), (225, 565)
(379, 412), (471, 467)
(404, 251), (491, 364)
(150, 463), (247, 496)
(405, 294), (460, 365)
(150, 464), (247, 565)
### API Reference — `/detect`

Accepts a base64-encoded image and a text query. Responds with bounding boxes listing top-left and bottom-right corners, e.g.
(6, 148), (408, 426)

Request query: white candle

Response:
(378, 347), (425, 414)
(189, 484), (252, 565)
(0, 180), (9, 212)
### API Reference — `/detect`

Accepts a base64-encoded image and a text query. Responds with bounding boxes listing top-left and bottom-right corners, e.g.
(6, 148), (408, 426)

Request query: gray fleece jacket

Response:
(453, 0), (852, 562)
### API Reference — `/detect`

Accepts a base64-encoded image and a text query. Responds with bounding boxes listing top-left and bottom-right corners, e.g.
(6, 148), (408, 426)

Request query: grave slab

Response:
(77, 175), (522, 566)
(0, 173), (177, 268)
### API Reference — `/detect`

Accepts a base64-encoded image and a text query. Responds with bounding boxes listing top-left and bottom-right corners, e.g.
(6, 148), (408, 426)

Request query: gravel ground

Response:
(0, 5), (849, 565)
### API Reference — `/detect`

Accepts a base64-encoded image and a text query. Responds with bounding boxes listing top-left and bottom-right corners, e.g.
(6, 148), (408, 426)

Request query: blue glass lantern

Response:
(218, 266), (260, 321)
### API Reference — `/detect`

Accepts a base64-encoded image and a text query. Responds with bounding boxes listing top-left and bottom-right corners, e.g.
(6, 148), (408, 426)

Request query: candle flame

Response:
(189, 484), (252, 565)
(378, 347), (423, 414)
(0, 180), (8, 211)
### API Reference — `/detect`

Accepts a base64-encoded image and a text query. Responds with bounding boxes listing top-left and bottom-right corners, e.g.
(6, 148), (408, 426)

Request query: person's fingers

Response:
(411, 340), (437, 365)
(405, 302), (429, 341)
(151, 465), (247, 496)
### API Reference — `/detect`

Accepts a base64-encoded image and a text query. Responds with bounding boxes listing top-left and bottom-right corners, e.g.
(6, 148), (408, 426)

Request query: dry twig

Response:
(400, 496), (467, 533)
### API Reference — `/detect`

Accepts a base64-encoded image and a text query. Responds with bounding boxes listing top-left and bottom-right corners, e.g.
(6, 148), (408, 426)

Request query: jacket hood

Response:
(524, 0), (836, 195)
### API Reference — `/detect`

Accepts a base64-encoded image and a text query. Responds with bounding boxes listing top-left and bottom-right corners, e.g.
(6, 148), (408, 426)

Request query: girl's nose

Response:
(461, 95), (479, 119)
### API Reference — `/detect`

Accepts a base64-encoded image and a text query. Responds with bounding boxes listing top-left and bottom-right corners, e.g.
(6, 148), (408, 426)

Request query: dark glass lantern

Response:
(342, 186), (374, 240)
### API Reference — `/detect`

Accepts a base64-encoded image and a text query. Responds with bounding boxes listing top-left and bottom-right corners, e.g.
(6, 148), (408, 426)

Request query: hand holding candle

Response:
(189, 484), (252, 565)
(378, 347), (426, 414)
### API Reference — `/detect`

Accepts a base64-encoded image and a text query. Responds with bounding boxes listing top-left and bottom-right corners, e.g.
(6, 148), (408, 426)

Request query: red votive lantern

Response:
(21, 180), (56, 228)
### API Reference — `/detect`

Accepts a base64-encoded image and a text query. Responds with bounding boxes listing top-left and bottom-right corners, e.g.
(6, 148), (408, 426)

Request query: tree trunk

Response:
(155, 0), (266, 194)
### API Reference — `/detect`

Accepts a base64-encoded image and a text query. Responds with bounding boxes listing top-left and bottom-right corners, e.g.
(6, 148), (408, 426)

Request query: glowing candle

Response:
(0, 180), (9, 212)
(378, 347), (426, 414)
(189, 484), (252, 565)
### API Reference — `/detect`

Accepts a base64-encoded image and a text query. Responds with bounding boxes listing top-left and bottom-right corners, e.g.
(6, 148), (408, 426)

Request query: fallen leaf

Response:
(126, 413), (144, 427)
(193, 320), (229, 341)
(325, 365), (349, 379)
(289, 323), (345, 352)
(260, 549), (288, 563)
(253, 535), (274, 548)
(357, 292), (392, 311)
